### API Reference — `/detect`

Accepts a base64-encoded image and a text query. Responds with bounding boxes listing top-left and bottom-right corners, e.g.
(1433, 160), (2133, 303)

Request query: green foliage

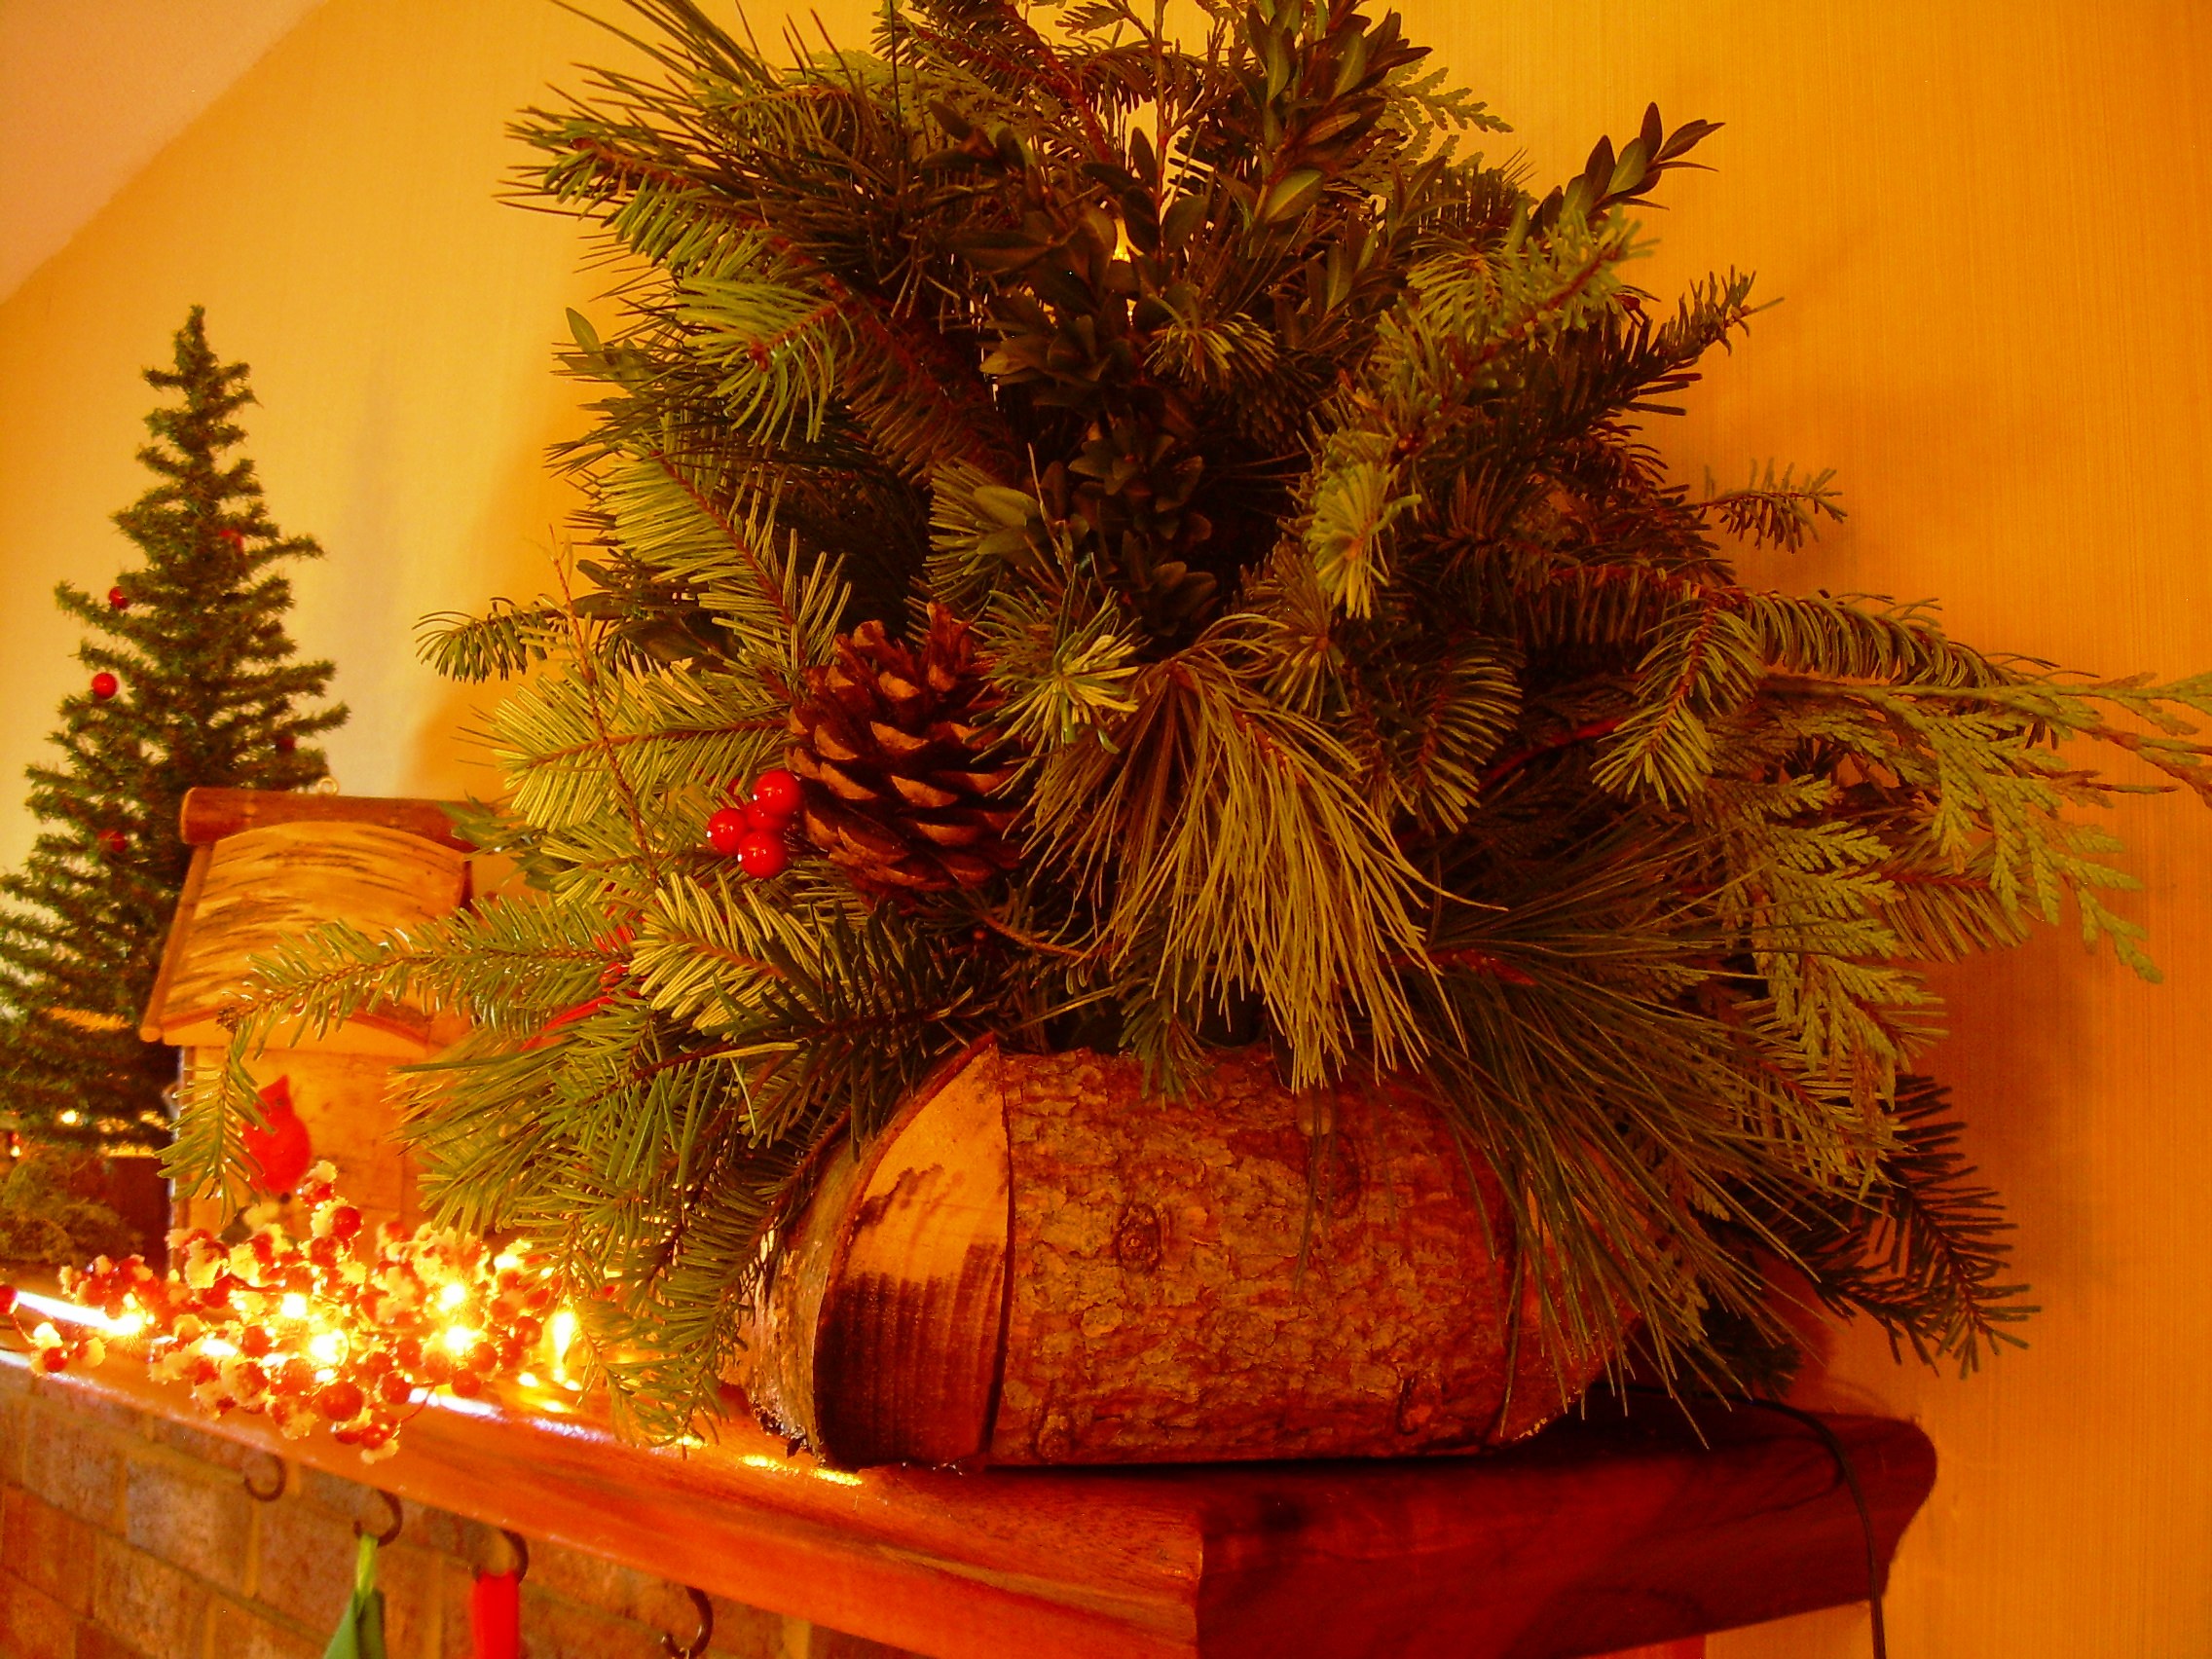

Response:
(0, 1145), (141, 1269)
(171, 0), (2211, 1438)
(0, 311), (344, 1149)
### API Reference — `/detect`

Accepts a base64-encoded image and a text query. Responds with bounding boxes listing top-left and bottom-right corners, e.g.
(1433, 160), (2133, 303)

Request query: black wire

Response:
(1741, 1398), (1890, 1659)
(1619, 1386), (1889, 1659)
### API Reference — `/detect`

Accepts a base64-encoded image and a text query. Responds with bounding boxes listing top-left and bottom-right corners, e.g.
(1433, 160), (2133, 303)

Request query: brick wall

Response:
(0, 1366), (916, 1659)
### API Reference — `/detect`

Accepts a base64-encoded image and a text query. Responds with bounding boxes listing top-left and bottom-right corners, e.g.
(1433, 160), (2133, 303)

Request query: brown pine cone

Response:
(787, 604), (1022, 898)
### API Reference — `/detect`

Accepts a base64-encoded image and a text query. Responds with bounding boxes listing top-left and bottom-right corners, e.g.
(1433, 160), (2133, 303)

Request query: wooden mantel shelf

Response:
(1, 1346), (1933, 1659)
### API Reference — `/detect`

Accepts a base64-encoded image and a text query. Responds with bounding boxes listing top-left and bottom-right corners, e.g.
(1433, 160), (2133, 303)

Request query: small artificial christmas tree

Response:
(0, 309), (346, 1148)
(175, 0), (2212, 1442)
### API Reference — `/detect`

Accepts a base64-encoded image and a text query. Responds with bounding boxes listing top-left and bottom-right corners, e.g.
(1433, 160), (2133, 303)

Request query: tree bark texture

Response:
(741, 1044), (1608, 1468)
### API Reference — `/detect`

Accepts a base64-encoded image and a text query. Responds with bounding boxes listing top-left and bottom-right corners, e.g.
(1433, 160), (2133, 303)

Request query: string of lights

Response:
(2, 1162), (579, 1460)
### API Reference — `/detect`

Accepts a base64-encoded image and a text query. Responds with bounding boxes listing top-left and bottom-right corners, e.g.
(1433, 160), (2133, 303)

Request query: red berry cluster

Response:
(10, 1163), (573, 1462)
(705, 768), (799, 879)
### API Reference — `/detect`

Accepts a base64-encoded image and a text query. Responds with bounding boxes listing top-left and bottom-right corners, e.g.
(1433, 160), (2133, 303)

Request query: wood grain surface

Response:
(811, 1041), (1010, 1466)
(146, 819), (466, 1052)
(178, 787), (474, 850)
(0, 1345), (1929, 1659)
(169, 1047), (419, 1237)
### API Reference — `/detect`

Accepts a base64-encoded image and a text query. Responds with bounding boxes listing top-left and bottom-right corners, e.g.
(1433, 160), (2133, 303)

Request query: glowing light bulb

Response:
(110, 1311), (146, 1338)
(547, 1308), (577, 1363)
(516, 1372), (540, 1389)
(202, 1338), (238, 1358)
(279, 1293), (309, 1321)
(57, 1110), (81, 1126)
(438, 1281), (467, 1309)
(308, 1330), (344, 1365)
(493, 1252), (524, 1272)
(442, 1325), (476, 1356)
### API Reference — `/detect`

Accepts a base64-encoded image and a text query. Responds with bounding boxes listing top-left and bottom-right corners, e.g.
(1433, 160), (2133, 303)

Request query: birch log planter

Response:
(739, 1044), (1609, 1469)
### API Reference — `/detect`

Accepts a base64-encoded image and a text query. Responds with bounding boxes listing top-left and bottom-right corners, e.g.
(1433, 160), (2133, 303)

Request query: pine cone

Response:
(787, 605), (1022, 897)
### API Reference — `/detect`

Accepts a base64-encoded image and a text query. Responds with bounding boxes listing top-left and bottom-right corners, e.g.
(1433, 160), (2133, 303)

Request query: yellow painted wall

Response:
(1392, 5), (2212, 1652)
(1, 1), (2207, 1653)
(0, 0), (678, 860)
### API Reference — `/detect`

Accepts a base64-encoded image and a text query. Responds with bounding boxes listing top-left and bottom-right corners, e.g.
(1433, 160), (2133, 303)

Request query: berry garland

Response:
(3, 1163), (575, 1461)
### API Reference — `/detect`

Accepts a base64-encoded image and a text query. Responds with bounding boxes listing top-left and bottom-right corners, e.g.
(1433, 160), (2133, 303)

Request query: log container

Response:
(743, 1042), (1610, 1468)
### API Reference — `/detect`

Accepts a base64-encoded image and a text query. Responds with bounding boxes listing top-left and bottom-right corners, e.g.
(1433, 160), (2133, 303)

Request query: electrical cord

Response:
(1742, 1398), (1890, 1659)
(1620, 1386), (1889, 1659)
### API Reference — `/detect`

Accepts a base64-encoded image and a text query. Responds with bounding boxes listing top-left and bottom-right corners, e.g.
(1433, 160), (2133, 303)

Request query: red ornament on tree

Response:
(240, 1075), (314, 1195)
(96, 829), (128, 857)
(275, 733), (298, 756)
(705, 807), (749, 856)
(90, 672), (119, 701)
(107, 586), (129, 611)
(736, 830), (790, 880)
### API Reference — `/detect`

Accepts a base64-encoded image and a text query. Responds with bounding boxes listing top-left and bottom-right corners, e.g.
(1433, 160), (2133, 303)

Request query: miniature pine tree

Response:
(0, 309), (346, 1148)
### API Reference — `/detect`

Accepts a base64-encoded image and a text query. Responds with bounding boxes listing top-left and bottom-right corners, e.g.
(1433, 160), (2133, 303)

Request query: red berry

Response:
(314, 1381), (365, 1420)
(97, 829), (128, 857)
(0, 1285), (16, 1315)
(275, 733), (298, 756)
(39, 1348), (67, 1374)
(736, 830), (789, 880)
(326, 1206), (362, 1243)
(378, 1372), (415, 1407)
(748, 768), (801, 821)
(705, 807), (749, 856)
(107, 586), (129, 611)
(90, 672), (118, 700)
(278, 1357), (317, 1395)
(238, 1325), (273, 1358)
(448, 1369), (483, 1399)
(466, 1339), (500, 1375)
(392, 1336), (423, 1371)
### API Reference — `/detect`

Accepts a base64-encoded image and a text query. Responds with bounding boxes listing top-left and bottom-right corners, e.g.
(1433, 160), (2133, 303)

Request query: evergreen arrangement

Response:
(0, 310), (345, 1148)
(177, 0), (2212, 1439)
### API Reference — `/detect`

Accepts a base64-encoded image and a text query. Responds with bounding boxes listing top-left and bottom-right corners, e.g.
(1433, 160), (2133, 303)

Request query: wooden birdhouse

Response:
(141, 789), (472, 1238)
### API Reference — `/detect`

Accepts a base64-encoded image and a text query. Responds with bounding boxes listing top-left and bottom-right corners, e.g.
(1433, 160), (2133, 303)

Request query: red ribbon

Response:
(470, 1569), (520, 1659)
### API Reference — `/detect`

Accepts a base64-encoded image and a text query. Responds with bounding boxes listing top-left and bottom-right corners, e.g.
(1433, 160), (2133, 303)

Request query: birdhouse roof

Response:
(142, 792), (471, 1054)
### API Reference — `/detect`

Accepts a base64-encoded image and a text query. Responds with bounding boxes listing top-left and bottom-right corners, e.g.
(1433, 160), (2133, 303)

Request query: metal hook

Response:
(662, 1585), (713, 1659)
(240, 1453), (285, 1503)
(354, 1490), (403, 1547)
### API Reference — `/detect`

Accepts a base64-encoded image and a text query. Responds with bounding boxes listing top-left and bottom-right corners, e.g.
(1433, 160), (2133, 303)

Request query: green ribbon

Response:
(321, 1531), (388, 1659)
